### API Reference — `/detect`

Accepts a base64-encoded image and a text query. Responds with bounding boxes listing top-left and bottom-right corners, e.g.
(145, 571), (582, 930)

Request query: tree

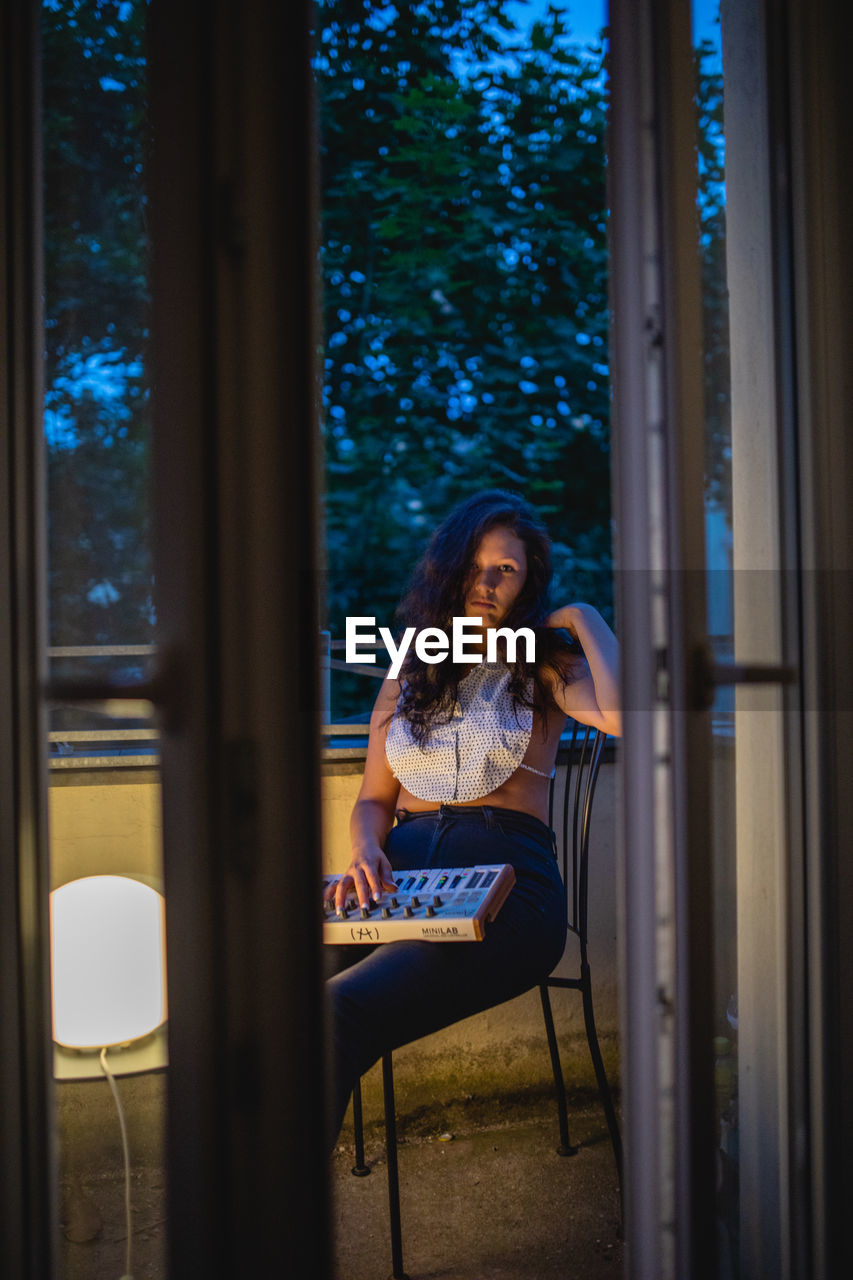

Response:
(41, 2), (729, 722)
(694, 34), (731, 520)
(43, 0), (152, 654)
(316, 0), (612, 718)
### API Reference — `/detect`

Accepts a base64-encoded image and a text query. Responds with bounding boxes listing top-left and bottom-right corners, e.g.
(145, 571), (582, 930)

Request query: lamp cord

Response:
(99, 1047), (134, 1280)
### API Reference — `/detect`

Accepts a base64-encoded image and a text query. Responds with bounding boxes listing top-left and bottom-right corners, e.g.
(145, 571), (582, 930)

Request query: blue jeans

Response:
(325, 804), (567, 1146)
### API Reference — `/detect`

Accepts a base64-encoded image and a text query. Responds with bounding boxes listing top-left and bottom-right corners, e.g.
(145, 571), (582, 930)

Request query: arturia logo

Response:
(345, 616), (536, 679)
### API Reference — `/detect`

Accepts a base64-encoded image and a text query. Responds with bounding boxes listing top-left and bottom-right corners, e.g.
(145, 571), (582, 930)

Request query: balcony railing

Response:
(46, 635), (647, 768)
(46, 639), (380, 767)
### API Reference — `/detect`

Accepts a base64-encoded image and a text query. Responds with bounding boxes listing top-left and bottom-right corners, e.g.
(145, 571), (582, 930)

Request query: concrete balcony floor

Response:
(56, 1077), (621, 1278)
(332, 1085), (624, 1280)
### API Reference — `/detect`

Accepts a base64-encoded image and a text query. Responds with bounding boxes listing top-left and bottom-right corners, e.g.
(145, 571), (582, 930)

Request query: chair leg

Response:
(580, 971), (624, 1213)
(382, 1052), (409, 1280)
(351, 1077), (370, 1177)
(539, 984), (578, 1156)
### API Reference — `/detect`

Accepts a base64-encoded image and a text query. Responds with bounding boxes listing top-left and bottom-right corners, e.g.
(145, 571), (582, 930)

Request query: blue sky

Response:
(506, 1), (721, 50)
(505, 0), (606, 47)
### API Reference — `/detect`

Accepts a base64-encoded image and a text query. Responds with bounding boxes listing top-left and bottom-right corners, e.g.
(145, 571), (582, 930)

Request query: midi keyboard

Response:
(322, 863), (516, 944)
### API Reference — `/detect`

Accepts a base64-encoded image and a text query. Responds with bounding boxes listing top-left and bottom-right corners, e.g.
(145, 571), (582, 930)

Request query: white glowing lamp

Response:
(50, 875), (167, 1050)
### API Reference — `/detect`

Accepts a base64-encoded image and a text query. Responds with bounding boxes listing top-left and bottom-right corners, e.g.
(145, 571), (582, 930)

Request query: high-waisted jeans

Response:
(325, 804), (567, 1146)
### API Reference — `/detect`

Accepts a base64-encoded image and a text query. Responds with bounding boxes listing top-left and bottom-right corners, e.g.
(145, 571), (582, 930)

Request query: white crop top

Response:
(384, 662), (552, 803)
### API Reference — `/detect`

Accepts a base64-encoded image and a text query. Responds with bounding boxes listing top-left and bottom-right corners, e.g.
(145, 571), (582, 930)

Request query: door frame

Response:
(786, 0), (853, 1272)
(0, 1), (56, 1274)
(149, 0), (330, 1272)
(611, 1), (853, 1276)
(609, 2), (722, 1274)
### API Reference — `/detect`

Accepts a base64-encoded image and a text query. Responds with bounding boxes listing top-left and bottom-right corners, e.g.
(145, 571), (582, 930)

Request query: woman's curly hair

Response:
(392, 490), (582, 743)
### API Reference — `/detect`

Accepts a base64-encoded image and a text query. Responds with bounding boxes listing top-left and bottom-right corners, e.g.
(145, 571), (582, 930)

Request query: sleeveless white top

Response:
(384, 662), (535, 803)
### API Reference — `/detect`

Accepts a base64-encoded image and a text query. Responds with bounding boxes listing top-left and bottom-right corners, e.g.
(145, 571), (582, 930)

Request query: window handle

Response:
(43, 647), (185, 730)
(692, 641), (797, 711)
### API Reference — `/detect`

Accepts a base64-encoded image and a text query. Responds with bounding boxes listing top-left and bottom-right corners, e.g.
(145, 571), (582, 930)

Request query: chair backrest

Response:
(547, 721), (606, 954)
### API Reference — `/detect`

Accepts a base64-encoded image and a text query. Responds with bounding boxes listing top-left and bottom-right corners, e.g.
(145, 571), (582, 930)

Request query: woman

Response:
(325, 490), (620, 1146)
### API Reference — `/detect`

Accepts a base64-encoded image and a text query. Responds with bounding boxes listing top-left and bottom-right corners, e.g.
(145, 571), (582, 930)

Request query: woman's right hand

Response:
(325, 844), (398, 912)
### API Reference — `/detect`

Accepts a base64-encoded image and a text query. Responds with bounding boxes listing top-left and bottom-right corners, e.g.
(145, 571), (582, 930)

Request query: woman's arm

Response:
(546, 603), (622, 737)
(327, 675), (402, 910)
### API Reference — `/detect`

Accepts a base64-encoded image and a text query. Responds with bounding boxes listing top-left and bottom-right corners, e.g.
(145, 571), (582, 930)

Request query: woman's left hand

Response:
(545, 603), (586, 639)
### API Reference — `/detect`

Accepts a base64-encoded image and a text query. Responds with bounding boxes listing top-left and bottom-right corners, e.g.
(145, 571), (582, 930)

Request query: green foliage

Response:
(694, 36), (731, 519)
(316, 0), (613, 711)
(41, 1), (728, 724)
(43, 0), (152, 648)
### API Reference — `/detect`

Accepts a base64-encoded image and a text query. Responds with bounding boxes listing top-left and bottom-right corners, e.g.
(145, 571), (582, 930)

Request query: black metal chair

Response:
(349, 722), (622, 1280)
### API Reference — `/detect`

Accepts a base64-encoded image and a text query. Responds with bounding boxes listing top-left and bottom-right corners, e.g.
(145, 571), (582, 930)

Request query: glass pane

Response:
(42, 2), (167, 1276)
(696, 1), (804, 1271)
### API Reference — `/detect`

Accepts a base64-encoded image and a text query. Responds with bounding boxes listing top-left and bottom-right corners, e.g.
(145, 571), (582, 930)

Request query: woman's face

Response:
(464, 525), (528, 629)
